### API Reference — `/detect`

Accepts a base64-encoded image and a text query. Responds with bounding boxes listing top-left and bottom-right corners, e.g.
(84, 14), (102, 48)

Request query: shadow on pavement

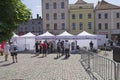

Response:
(0, 61), (5, 63)
(0, 62), (14, 67)
(61, 56), (70, 60)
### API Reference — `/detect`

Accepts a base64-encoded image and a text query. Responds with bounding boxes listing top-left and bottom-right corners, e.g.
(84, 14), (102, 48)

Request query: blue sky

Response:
(22, 0), (120, 18)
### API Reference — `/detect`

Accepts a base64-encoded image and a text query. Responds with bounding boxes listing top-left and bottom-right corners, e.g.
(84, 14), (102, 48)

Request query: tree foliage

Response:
(0, 0), (31, 43)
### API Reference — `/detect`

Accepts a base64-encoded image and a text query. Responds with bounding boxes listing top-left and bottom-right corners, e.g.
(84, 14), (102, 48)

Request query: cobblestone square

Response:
(0, 53), (90, 80)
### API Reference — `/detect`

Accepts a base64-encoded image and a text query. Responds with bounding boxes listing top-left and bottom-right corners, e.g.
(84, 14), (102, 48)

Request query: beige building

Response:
(42, 0), (69, 35)
(95, 0), (120, 40)
(69, 0), (94, 35)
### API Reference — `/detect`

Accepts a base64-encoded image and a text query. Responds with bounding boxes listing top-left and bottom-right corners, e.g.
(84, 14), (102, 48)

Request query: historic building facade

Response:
(42, 0), (69, 35)
(16, 14), (43, 35)
(95, 0), (120, 39)
(69, 0), (94, 35)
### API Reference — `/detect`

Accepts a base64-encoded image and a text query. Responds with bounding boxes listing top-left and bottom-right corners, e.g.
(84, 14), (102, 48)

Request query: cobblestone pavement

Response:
(0, 53), (90, 80)
(98, 50), (113, 60)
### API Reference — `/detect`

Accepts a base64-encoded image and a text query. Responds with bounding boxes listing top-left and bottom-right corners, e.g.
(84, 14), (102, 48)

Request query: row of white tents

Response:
(11, 31), (107, 51)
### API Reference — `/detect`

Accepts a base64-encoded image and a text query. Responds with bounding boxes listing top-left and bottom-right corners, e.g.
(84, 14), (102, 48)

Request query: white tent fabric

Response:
(36, 31), (55, 40)
(21, 32), (35, 37)
(56, 31), (75, 39)
(17, 32), (35, 51)
(12, 32), (19, 37)
(11, 32), (19, 45)
(76, 31), (97, 39)
(76, 31), (98, 49)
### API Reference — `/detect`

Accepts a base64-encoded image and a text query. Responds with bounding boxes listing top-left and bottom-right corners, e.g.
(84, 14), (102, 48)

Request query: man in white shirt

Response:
(64, 40), (70, 58)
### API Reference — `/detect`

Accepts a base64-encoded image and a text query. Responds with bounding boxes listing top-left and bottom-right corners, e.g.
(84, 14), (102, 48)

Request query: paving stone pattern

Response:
(0, 53), (90, 80)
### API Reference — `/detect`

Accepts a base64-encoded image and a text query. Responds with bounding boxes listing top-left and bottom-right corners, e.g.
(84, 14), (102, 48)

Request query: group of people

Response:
(35, 40), (71, 58)
(35, 40), (53, 57)
(0, 41), (18, 63)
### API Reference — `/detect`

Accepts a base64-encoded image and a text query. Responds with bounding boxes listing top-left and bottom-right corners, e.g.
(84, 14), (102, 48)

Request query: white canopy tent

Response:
(76, 31), (97, 39)
(11, 32), (19, 45)
(56, 31), (75, 40)
(76, 31), (98, 49)
(97, 35), (107, 46)
(56, 31), (76, 50)
(36, 31), (55, 40)
(17, 32), (36, 51)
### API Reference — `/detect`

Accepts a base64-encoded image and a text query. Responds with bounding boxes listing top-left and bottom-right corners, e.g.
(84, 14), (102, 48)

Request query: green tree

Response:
(0, 0), (31, 43)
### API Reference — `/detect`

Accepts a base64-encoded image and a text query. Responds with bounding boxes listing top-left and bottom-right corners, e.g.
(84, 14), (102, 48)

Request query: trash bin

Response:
(113, 46), (120, 62)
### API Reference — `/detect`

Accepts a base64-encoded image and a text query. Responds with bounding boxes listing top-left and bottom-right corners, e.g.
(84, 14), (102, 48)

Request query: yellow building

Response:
(69, 0), (94, 34)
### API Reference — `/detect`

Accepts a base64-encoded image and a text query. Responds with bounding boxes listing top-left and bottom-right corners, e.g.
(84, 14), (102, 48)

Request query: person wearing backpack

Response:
(10, 42), (18, 63)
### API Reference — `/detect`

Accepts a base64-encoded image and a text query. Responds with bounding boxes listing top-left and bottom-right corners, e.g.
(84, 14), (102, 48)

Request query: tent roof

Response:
(37, 31), (54, 37)
(57, 31), (73, 36)
(13, 32), (19, 37)
(21, 32), (35, 37)
(36, 31), (55, 40)
(77, 31), (95, 36)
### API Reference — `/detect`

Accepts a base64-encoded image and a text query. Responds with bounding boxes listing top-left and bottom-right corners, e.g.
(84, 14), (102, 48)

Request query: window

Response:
(88, 22), (92, 30)
(72, 14), (76, 19)
(25, 27), (27, 31)
(98, 14), (101, 19)
(105, 23), (108, 29)
(61, 2), (64, 9)
(46, 24), (49, 30)
(106, 34), (108, 38)
(79, 6), (82, 9)
(53, 13), (57, 20)
(46, 13), (49, 20)
(117, 23), (120, 29)
(88, 13), (92, 19)
(46, 3), (49, 9)
(54, 23), (57, 30)
(79, 22), (83, 30)
(20, 27), (23, 31)
(53, 2), (57, 9)
(98, 23), (102, 30)
(61, 13), (65, 19)
(61, 23), (65, 30)
(116, 13), (120, 18)
(79, 14), (83, 19)
(32, 27), (34, 32)
(38, 27), (41, 31)
(105, 13), (108, 19)
(72, 23), (76, 30)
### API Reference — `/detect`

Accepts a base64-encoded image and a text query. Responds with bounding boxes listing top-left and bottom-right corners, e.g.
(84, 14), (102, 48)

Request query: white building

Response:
(42, 0), (69, 35)
(95, 0), (120, 40)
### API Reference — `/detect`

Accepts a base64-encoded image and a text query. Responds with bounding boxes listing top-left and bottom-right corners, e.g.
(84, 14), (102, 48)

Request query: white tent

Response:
(76, 31), (98, 49)
(36, 31), (55, 40)
(11, 32), (19, 45)
(77, 31), (97, 39)
(17, 32), (35, 51)
(56, 31), (75, 40)
(97, 35), (107, 46)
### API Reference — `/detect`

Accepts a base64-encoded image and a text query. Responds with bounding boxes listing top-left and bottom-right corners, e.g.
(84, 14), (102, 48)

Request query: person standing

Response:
(39, 41), (42, 54)
(89, 41), (94, 51)
(4, 42), (10, 61)
(42, 41), (47, 57)
(61, 41), (64, 56)
(64, 40), (70, 58)
(57, 40), (61, 58)
(10, 42), (18, 63)
(35, 41), (39, 54)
